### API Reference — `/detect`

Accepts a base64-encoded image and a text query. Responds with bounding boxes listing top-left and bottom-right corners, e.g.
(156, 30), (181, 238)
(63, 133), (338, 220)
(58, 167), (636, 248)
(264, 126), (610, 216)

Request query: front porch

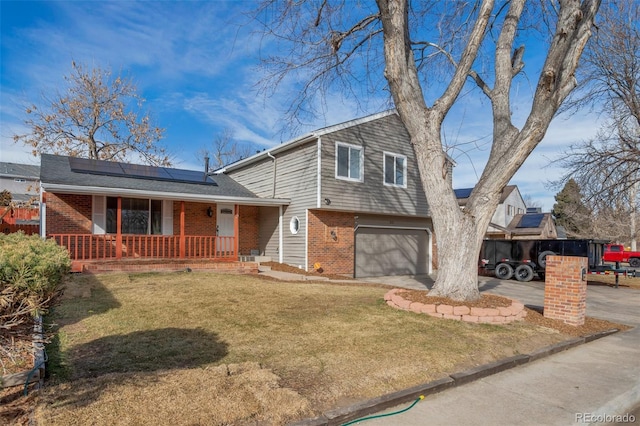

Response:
(45, 197), (250, 272)
(69, 257), (260, 274)
(50, 233), (238, 261)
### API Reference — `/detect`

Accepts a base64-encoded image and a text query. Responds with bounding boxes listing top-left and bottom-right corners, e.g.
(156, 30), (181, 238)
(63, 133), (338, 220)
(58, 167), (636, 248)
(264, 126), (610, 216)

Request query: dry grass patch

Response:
(19, 271), (621, 425)
(588, 274), (640, 290)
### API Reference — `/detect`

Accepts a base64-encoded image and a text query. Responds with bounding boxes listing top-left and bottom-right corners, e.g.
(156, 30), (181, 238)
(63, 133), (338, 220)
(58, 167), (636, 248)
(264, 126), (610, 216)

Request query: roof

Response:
(39, 154), (289, 206)
(506, 212), (554, 236)
(455, 185), (518, 206)
(0, 162), (40, 179)
(219, 110), (456, 173)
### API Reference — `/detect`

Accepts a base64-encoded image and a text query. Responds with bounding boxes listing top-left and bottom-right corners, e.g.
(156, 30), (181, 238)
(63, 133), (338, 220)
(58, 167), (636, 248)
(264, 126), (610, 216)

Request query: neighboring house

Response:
(455, 186), (557, 239)
(38, 154), (289, 266)
(505, 210), (558, 240)
(0, 162), (40, 205)
(221, 110), (445, 278)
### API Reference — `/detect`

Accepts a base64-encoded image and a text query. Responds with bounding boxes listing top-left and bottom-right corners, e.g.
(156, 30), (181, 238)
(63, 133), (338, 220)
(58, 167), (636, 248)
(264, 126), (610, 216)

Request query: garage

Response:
(355, 226), (430, 278)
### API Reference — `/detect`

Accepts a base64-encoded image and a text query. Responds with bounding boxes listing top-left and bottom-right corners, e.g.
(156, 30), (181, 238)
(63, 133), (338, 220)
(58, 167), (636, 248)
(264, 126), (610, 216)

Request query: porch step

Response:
(239, 255), (272, 263)
(74, 259), (258, 274)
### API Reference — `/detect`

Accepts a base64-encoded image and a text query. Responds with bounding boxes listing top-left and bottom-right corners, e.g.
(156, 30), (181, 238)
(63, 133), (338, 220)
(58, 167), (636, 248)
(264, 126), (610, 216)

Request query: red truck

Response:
(603, 244), (640, 268)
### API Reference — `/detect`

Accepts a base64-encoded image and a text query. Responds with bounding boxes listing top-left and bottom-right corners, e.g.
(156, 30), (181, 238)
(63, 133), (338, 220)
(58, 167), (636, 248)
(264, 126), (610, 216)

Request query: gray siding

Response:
(258, 206), (280, 258)
(228, 141), (318, 267)
(320, 114), (430, 216)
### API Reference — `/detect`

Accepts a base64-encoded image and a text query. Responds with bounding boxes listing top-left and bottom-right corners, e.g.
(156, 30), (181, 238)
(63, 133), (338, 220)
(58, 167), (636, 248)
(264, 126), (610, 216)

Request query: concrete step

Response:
(239, 255), (272, 263)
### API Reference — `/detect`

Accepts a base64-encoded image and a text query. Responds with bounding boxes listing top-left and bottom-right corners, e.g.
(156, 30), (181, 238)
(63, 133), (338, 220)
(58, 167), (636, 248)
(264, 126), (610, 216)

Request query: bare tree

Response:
(254, 1), (600, 301)
(552, 0), (639, 247)
(522, 194), (543, 209)
(196, 128), (258, 170)
(13, 61), (171, 166)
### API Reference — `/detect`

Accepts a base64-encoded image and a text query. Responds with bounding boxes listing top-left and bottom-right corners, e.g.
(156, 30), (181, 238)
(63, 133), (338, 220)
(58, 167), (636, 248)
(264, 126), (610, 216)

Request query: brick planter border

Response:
(384, 289), (527, 324)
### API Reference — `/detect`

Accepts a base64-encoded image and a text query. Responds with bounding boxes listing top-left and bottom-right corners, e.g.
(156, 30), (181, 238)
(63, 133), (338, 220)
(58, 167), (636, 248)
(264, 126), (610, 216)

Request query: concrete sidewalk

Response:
(262, 269), (640, 425)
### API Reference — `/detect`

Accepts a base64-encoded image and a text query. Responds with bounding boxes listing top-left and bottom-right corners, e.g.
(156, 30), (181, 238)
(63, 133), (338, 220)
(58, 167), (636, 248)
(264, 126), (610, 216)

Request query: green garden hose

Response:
(341, 395), (425, 425)
(23, 348), (47, 396)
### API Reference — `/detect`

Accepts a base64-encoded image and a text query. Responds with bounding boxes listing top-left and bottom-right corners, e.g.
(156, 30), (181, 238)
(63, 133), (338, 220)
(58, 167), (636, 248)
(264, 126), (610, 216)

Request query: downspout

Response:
(39, 191), (46, 239)
(316, 137), (322, 208)
(269, 152), (283, 263)
(267, 152), (276, 198)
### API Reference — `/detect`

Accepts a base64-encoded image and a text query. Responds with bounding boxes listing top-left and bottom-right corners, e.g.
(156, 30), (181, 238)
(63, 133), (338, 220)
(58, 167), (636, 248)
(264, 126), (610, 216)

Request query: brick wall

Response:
(173, 201), (217, 236)
(239, 205), (259, 255)
(543, 255), (587, 326)
(307, 209), (355, 275)
(46, 193), (92, 234)
(171, 202), (259, 255)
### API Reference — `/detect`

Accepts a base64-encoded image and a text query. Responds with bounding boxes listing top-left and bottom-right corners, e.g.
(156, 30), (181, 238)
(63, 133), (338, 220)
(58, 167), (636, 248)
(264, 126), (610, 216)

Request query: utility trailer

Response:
(479, 239), (612, 282)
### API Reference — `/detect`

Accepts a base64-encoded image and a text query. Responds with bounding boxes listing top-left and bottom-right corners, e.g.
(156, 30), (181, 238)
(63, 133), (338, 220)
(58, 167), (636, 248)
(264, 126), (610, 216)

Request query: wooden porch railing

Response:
(48, 234), (237, 261)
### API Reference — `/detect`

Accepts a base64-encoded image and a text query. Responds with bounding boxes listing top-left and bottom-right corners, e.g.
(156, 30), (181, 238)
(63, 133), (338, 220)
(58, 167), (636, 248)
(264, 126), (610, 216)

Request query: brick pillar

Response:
(544, 255), (587, 326)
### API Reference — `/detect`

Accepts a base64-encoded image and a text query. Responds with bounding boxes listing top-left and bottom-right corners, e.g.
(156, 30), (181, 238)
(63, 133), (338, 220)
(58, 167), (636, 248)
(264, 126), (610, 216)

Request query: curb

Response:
(288, 328), (621, 426)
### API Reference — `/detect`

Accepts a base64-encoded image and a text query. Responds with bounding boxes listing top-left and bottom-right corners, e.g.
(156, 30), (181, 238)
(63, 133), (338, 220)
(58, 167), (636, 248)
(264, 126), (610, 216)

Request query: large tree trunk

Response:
(409, 122), (500, 301)
(377, 0), (496, 301)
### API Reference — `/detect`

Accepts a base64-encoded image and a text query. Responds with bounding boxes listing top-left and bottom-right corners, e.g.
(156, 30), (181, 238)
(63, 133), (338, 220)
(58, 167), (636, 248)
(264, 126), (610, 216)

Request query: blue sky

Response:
(0, 1), (603, 211)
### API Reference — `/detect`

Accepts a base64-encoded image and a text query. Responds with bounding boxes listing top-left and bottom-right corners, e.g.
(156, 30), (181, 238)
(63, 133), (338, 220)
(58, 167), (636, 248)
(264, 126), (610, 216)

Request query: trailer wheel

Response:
(495, 263), (514, 280)
(630, 258), (640, 268)
(538, 251), (556, 269)
(515, 264), (534, 282)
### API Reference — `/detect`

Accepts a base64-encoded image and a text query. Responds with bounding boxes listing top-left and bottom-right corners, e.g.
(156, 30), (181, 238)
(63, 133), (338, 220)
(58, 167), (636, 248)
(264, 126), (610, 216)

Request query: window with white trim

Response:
(335, 142), (363, 181)
(383, 152), (407, 187)
(106, 197), (163, 234)
(290, 216), (300, 234)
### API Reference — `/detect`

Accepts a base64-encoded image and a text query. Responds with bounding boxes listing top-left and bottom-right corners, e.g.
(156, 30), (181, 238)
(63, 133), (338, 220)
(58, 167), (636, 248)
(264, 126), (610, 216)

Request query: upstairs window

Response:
(336, 142), (363, 182)
(383, 152), (407, 187)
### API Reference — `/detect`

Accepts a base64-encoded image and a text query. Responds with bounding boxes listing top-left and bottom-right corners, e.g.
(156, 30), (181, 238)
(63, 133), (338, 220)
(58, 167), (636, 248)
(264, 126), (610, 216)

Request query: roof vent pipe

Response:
(204, 156), (210, 179)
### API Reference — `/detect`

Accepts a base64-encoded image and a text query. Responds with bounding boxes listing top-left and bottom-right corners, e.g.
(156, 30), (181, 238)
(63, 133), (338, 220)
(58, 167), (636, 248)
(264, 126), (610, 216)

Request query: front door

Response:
(216, 204), (235, 237)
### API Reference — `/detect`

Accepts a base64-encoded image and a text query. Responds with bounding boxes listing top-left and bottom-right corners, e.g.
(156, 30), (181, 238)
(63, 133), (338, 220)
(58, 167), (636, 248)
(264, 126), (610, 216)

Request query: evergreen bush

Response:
(0, 231), (70, 331)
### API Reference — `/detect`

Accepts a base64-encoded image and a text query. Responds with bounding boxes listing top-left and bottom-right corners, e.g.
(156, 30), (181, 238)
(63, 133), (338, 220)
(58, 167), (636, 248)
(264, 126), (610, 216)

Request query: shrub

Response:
(0, 231), (71, 331)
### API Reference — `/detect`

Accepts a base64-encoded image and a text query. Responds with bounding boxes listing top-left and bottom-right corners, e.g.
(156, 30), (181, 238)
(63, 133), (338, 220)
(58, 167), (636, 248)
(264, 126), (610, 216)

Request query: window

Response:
(106, 197), (162, 234)
(336, 142), (363, 181)
(289, 216), (300, 234)
(383, 152), (407, 187)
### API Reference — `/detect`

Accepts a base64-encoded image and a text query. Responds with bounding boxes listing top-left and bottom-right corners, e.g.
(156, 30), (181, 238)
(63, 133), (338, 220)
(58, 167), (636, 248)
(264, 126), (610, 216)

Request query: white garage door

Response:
(355, 227), (429, 278)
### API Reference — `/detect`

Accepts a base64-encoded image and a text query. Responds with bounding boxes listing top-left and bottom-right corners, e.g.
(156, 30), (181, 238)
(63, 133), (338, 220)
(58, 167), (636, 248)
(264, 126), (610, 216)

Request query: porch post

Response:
(234, 204), (239, 260)
(116, 197), (122, 259)
(179, 201), (186, 258)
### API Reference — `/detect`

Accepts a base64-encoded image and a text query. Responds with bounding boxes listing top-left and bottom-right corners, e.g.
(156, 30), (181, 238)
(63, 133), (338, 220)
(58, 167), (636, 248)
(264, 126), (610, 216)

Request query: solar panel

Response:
(69, 157), (217, 185)
(454, 188), (473, 199)
(517, 213), (544, 228)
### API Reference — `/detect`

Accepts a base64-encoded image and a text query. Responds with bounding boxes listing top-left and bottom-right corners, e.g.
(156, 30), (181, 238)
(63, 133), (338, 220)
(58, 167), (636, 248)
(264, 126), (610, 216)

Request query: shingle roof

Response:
(0, 162), (40, 179)
(455, 185), (517, 204)
(39, 154), (287, 205)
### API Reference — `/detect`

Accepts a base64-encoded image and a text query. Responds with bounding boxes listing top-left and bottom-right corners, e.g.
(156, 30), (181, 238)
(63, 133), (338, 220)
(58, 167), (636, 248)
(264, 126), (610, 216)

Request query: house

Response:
(39, 110), (447, 277)
(0, 162), (40, 205)
(38, 153), (289, 270)
(455, 186), (557, 240)
(1, 162), (41, 234)
(505, 209), (558, 240)
(221, 110), (443, 278)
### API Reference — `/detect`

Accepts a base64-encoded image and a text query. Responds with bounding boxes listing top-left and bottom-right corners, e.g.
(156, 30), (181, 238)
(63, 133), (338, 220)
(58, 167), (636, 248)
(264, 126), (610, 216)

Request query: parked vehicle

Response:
(480, 239), (610, 282)
(603, 244), (640, 268)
